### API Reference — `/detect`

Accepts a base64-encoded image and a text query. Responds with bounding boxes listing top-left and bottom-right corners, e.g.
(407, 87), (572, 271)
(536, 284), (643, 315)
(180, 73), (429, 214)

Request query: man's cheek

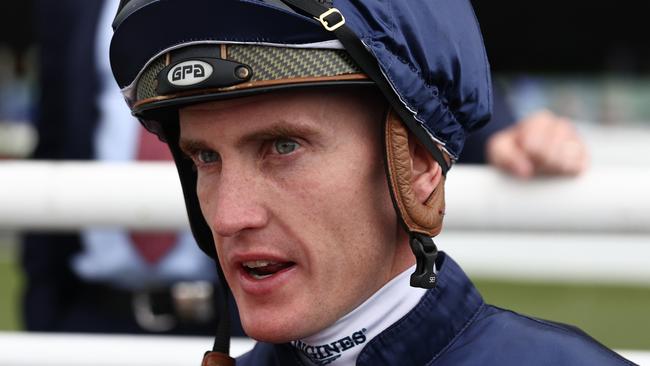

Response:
(196, 179), (215, 221)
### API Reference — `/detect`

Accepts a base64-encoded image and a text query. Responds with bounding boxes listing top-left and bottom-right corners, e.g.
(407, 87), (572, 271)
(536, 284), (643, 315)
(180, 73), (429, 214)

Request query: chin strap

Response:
(201, 271), (236, 366)
(409, 233), (439, 288)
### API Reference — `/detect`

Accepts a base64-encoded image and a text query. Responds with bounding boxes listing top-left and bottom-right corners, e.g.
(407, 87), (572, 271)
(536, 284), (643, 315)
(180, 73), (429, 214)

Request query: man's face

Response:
(179, 88), (412, 342)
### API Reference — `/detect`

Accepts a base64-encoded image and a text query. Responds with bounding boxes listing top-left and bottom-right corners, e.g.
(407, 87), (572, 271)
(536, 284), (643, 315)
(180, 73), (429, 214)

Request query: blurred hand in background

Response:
(486, 109), (589, 179)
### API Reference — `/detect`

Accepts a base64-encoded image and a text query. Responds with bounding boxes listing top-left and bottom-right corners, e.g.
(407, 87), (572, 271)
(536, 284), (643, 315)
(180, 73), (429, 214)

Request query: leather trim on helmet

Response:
(384, 109), (445, 237)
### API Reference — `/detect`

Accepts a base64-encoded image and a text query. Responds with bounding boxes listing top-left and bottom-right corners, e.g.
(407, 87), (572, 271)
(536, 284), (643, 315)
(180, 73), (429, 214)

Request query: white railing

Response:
(439, 231), (650, 285)
(0, 333), (253, 366)
(1, 162), (649, 232)
(0, 332), (646, 366)
(0, 161), (186, 230)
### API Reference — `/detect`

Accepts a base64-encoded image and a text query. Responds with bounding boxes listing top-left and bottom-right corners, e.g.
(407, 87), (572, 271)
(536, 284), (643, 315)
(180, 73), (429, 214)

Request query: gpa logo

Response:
(167, 60), (213, 87)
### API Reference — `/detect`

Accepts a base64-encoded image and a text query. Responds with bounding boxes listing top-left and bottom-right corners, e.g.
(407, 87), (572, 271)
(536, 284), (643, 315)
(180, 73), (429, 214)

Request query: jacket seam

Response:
(425, 302), (486, 366)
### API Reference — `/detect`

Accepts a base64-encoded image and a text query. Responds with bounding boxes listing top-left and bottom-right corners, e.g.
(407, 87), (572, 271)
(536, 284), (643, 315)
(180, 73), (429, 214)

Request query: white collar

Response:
(291, 265), (427, 365)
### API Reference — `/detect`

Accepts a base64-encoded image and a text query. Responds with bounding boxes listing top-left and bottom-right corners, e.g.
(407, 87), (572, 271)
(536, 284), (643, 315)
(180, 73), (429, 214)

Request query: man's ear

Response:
(409, 137), (442, 204)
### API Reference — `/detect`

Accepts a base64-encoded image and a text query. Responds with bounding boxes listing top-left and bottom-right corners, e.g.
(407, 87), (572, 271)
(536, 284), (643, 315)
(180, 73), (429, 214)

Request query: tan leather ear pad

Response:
(385, 110), (445, 237)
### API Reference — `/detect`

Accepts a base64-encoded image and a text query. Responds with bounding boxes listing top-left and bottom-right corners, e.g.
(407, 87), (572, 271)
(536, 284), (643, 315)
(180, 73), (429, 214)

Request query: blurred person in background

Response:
(19, 0), (587, 337)
(21, 0), (242, 336)
(461, 87), (588, 178)
(0, 0), (36, 159)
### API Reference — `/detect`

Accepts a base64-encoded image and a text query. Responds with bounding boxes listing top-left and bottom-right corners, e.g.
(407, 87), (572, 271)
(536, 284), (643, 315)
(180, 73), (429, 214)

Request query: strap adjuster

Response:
(409, 233), (439, 289)
(317, 8), (345, 31)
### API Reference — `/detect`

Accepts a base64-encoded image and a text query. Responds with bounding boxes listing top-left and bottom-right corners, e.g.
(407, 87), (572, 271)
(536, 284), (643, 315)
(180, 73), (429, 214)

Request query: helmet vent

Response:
(137, 57), (167, 101)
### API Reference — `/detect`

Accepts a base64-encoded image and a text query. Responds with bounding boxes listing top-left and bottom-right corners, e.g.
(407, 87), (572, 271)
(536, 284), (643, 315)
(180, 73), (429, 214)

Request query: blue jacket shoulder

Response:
(435, 304), (636, 366)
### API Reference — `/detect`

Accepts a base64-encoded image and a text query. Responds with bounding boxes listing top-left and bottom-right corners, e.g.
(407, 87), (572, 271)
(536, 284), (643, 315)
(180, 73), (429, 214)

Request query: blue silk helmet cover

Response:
(111, 0), (492, 159)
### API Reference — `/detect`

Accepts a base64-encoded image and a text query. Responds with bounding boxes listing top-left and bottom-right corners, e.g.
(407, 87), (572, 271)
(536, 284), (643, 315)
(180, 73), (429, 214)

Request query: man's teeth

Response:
(243, 260), (277, 269)
(242, 260), (294, 279)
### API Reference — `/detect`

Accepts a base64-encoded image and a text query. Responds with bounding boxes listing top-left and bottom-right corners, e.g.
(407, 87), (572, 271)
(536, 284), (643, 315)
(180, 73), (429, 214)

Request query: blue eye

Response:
(274, 138), (299, 155)
(198, 150), (219, 164)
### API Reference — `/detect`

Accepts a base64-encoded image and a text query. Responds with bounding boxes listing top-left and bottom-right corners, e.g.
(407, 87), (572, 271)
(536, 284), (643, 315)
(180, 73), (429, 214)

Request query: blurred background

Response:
(0, 0), (649, 362)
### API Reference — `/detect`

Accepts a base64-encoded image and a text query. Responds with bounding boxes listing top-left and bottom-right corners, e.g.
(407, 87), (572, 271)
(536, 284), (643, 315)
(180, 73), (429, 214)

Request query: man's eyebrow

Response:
(237, 121), (320, 147)
(178, 121), (321, 154)
(178, 138), (211, 156)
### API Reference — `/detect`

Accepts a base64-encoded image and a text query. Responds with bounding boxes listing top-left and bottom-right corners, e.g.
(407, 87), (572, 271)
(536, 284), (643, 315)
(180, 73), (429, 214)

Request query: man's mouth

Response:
(242, 260), (295, 280)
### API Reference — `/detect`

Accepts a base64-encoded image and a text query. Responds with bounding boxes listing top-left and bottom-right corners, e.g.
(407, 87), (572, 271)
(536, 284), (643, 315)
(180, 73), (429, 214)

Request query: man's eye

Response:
(273, 138), (300, 155)
(197, 150), (219, 164)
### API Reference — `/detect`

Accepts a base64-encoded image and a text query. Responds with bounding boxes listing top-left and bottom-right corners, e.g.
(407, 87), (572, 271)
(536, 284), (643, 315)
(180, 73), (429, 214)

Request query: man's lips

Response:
(241, 259), (296, 280)
(230, 254), (299, 296)
(230, 252), (297, 279)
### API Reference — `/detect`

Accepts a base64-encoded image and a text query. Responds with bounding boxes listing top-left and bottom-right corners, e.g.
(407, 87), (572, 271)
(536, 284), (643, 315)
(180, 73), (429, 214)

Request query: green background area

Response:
(1, 236), (648, 350)
(474, 279), (650, 350)
(0, 239), (22, 332)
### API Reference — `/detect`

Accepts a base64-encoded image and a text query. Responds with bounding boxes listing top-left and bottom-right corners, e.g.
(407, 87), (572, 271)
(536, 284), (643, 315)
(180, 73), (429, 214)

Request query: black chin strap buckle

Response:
(409, 233), (439, 289)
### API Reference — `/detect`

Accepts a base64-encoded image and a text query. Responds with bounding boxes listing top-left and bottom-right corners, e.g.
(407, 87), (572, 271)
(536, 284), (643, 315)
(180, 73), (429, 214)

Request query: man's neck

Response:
(291, 265), (426, 366)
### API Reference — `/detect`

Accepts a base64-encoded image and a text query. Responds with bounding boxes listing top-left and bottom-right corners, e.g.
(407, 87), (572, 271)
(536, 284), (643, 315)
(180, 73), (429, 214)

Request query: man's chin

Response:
(239, 307), (325, 343)
(243, 322), (303, 344)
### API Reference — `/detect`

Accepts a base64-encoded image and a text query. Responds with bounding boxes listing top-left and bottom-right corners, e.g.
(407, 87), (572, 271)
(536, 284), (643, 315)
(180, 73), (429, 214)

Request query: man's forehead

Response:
(180, 93), (273, 114)
(178, 93), (293, 138)
(177, 87), (385, 145)
(178, 92), (330, 143)
(180, 86), (379, 113)
(180, 88), (363, 126)
(179, 91), (327, 129)
(179, 88), (385, 149)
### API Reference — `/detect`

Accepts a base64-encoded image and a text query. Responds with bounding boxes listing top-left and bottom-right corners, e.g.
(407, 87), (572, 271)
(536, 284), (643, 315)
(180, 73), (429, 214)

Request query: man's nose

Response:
(207, 167), (269, 238)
